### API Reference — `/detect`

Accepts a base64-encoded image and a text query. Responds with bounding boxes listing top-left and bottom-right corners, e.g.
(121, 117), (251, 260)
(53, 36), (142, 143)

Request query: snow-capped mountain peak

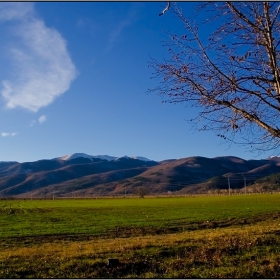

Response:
(91, 155), (117, 161)
(114, 155), (155, 162)
(55, 153), (116, 162)
(57, 153), (93, 161)
(114, 155), (130, 161)
(55, 153), (154, 162)
(130, 156), (154, 162)
(267, 156), (280, 162)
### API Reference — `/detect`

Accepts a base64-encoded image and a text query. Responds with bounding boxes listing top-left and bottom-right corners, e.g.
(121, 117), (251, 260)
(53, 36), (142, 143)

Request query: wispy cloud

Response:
(0, 2), (33, 21)
(1, 132), (18, 137)
(108, 18), (133, 45)
(106, 3), (142, 51)
(0, 2), (77, 112)
(38, 115), (47, 124)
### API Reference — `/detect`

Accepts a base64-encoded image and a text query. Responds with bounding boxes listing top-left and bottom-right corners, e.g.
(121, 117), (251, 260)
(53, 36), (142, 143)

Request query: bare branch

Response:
(149, 2), (280, 154)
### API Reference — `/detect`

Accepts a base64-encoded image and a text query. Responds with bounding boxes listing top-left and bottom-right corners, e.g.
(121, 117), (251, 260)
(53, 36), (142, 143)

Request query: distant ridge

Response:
(55, 153), (117, 162)
(1, 154), (280, 197)
(55, 153), (155, 162)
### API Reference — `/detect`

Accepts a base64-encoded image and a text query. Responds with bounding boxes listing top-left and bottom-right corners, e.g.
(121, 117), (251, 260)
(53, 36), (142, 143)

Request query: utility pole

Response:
(244, 175), (247, 195)
(125, 186), (127, 198)
(228, 177), (231, 196)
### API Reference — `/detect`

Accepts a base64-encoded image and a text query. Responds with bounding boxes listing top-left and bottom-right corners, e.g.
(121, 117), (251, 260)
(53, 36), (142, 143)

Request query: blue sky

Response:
(0, 2), (275, 163)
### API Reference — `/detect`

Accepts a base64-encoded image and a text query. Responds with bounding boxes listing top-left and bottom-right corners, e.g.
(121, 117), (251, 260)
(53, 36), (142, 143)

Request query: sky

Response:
(0, 1), (276, 163)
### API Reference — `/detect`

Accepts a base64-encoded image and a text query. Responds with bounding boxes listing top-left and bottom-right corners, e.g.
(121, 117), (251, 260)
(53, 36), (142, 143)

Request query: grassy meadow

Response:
(1, 194), (280, 278)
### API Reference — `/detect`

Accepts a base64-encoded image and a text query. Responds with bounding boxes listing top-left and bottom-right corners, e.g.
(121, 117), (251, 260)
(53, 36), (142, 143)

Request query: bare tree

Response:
(136, 186), (150, 198)
(150, 2), (280, 154)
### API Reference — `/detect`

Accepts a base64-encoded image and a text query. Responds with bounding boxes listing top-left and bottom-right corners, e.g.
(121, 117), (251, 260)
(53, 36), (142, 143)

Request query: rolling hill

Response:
(0, 153), (280, 197)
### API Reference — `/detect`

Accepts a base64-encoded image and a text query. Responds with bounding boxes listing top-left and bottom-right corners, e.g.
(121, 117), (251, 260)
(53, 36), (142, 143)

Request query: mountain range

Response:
(0, 153), (280, 197)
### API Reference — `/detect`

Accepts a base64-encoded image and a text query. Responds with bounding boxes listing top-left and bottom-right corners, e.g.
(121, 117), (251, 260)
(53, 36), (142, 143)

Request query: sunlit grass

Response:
(1, 194), (280, 237)
(1, 194), (280, 277)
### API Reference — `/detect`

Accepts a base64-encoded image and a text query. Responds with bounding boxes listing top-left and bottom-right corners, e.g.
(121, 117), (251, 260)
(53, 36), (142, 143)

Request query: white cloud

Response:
(0, 2), (33, 21)
(0, 3), (77, 112)
(38, 115), (47, 124)
(1, 132), (18, 137)
(29, 115), (47, 126)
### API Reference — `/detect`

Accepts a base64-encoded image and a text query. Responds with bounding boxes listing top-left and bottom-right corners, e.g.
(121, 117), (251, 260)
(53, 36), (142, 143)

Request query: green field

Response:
(1, 194), (280, 278)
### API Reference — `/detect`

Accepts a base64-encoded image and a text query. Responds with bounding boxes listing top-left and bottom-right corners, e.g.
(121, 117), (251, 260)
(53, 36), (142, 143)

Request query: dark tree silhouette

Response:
(137, 187), (150, 198)
(150, 2), (280, 154)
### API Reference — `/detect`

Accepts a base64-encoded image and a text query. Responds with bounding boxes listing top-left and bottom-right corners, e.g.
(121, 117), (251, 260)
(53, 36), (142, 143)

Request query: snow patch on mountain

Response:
(56, 153), (117, 161)
(114, 155), (130, 161)
(55, 153), (155, 162)
(114, 155), (154, 162)
(268, 156), (280, 159)
(57, 153), (94, 161)
(130, 156), (154, 162)
(91, 155), (117, 161)
(267, 156), (280, 162)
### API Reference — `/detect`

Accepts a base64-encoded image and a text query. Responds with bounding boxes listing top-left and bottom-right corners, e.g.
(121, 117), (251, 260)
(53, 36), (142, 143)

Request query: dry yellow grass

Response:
(1, 215), (279, 260)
